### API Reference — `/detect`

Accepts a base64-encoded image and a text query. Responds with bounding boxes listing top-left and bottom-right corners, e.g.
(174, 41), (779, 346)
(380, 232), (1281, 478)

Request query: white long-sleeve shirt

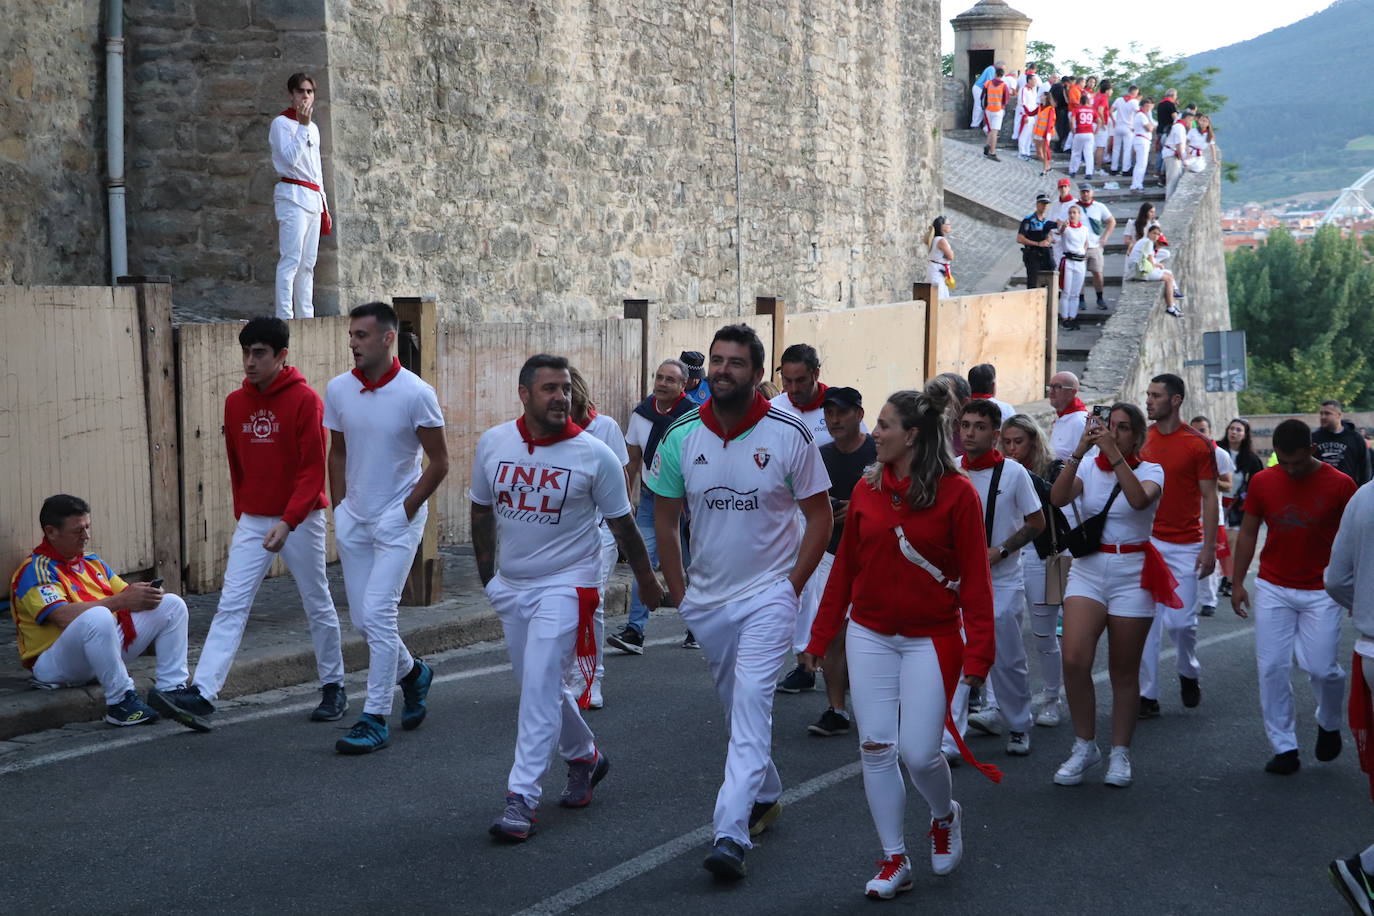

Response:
(1326, 483), (1374, 645)
(270, 113), (325, 214)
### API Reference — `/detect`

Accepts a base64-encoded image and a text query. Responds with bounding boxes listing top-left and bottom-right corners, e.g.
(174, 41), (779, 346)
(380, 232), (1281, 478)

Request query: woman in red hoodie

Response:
(801, 377), (999, 902)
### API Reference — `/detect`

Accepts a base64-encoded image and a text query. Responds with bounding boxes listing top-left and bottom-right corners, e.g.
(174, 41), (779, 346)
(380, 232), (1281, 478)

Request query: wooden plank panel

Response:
(435, 318), (641, 545)
(0, 287), (153, 579)
(784, 301), (927, 405)
(177, 316), (355, 592)
(934, 290), (1047, 405)
(649, 314), (774, 395)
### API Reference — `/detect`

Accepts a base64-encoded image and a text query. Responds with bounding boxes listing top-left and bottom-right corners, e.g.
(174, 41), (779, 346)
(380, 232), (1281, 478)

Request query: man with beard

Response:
(648, 324), (832, 881)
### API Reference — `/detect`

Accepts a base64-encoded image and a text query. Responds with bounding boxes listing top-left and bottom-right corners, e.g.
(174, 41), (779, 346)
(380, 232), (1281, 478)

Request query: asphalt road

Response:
(2, 596), (1367, 916)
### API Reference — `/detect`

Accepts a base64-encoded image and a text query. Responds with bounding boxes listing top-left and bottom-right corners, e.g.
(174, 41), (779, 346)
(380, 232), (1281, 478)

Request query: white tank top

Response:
(929, 238), (950, 265)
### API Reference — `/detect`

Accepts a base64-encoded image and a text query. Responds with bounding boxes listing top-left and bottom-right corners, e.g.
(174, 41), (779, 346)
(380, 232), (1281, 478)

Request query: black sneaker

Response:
(172, 685), (215, 717)
(703, 837), (747, 881)
(681, 631), (700, 650)
(1329, 853), (1374, 915)
(1174, 289), (1186, 300)
(1317, 726), (1343, 762)
(607, 625), (645, 655)
(748, 799), (782, 837)
(147, 685), (214, 732)
(1219, 577), (1233, 598)
(808, 707), (852, 737)
(1180, 676), (1201, 708)
(1199, 605), (1216, 617)
(1265, 749), (1300, 775)
(1138, 697), (1161, 719)
(311, 683), (349, 722)
(776, 664), (816, 694)
(1097, 297), (1109, 311)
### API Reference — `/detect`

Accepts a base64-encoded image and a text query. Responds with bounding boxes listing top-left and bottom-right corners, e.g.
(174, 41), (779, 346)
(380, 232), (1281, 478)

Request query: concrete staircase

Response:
(946, 125), (1168, 380)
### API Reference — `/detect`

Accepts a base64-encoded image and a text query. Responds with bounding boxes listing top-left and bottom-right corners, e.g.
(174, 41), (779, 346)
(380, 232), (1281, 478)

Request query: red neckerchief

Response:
(516, 415), (584, 455)
(280, 108), (298, 120)
(1069, 219), (1082, 228)
(653, 392), (687, 415)
(961, 449), (1003, 472)
(582, 407), (599, 423)
(32, 541), (136, 650)
(352, 357), (401, 393)
(1057, 397), (1086, 418)
(880, 463), (911, 509)
(969, 393), (994, 400)
(700, 391), (771, 445)
(1058, 193), (1073, 204)
(791, 382), (829, 413)
(1094, 451), (1143, 472)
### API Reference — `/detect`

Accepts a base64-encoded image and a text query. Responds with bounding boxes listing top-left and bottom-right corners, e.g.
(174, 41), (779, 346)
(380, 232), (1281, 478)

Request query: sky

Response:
(939, 0), (1336, 60)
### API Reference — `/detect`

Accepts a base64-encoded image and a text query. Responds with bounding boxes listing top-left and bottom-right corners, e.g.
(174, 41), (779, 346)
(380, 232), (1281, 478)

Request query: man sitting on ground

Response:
(9, 494), (210, 730)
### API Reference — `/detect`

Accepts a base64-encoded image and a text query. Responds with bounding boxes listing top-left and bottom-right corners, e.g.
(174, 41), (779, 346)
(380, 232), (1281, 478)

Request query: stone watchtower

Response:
(950, 0), (1031, 128)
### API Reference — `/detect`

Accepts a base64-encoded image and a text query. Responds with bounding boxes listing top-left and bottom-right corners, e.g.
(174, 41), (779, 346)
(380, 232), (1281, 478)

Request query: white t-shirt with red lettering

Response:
(469, 422), (632, 589)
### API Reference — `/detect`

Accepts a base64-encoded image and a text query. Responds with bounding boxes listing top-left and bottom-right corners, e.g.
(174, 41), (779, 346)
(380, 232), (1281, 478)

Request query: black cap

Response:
(679, 350), (705, 380)
(1035, 192), (1051, 204)
(822, 386), (862, 410)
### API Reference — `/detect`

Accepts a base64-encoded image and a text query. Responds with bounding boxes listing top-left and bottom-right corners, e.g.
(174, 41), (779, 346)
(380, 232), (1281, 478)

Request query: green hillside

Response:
(1185, 0), (1374, 205)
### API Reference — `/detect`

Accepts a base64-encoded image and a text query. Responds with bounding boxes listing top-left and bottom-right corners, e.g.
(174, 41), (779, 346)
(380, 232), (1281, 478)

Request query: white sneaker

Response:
(1007, 731), (1031, 755)
(928, 800), (963, 875)
(1054, 738), (1103, 785)
(967, 708), (1003, 736)
(865, 854), (913, 899)
(589, 679), (604, 710)
(1105, 746), (1132, 787)
(1034, 692), (1062, 728)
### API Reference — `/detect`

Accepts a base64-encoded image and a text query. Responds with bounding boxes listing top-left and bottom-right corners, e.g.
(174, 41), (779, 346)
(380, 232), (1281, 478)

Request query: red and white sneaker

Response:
(929, 800), (963, 875)
(864, 854), (913, 900)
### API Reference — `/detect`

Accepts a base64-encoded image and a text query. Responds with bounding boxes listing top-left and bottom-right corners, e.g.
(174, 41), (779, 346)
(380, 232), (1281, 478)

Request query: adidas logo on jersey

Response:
(693, 454), (709, 465)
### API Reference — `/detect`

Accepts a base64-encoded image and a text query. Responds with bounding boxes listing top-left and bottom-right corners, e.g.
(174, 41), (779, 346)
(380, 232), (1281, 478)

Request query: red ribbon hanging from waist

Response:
(1350, 651), (1374, 803)
(574, 587), (601, 709)
(931, 630), (1002, 784)
(279, 177), (332, 236)
(1100, 542), (1181, 608)
(114, 609), (137, 652)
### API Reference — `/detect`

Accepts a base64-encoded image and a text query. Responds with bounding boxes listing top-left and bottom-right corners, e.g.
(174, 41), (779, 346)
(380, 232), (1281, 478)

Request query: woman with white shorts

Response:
(1049, 402), (1172, 788)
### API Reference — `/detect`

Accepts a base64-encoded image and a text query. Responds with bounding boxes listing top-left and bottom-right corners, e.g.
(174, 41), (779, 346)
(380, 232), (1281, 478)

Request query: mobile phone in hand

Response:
(149, 578), (164, 589)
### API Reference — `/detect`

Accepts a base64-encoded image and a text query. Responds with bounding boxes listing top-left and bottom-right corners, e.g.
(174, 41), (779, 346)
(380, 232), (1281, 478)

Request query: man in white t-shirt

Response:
(950, 399), (1046, 756)
(967, 363), (1016, 423)
(1048, 371), (1088, 463)
(473, 355), (664, 843)
(1076, 186), (1117, 311)
(1110, 86), (1140, 175)
(324, 302), (449, 755)
(648, 323), (832, 882)
(770, 343), (833, 446)
(1163, 110), (1193, 197)
(1130, 99), (1157, 193)
(270, 72), (329, 319)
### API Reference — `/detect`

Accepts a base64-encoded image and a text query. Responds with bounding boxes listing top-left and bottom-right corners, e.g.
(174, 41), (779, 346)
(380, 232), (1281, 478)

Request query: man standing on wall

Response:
(271, 72), (331, 320)
(325, 302), (449, 755)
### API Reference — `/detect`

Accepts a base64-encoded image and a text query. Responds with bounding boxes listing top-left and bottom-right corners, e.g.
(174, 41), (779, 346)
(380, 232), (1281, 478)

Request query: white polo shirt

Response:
(770, 391), (832, 447)
(323, 365), (444, 519)
(469, 421), (631, 589)
(1051, 409), (1088, 461)
(646, 402), (830, 608)
(967, 457), (1041, 589)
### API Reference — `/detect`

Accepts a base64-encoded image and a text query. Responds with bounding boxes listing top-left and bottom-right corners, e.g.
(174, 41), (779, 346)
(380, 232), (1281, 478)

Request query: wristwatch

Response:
(998, 546), (1010, 560)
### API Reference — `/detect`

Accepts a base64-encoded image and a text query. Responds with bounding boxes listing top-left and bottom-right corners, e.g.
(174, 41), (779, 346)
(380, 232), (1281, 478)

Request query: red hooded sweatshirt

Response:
(224, 365), (328, 528)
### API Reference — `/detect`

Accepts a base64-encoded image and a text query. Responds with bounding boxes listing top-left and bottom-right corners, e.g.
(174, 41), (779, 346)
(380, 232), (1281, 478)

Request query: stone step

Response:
(1056, 356), (1089, 379)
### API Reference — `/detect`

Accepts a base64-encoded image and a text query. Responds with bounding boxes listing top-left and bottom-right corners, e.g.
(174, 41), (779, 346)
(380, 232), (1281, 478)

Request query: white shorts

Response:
(983, 110), (1005, 132)
(1063, 550), (1156, 618)
(1095, 128), (1109, 148)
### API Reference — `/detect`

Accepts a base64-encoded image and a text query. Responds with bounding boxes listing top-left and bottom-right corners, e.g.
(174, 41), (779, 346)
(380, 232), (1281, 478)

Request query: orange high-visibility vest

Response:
(984, 80), (1007, 112)
(1033, 107), (1054, 139)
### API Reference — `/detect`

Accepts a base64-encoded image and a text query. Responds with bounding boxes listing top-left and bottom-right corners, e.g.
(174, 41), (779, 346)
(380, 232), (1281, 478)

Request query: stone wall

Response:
(124, 0), (337, 316)
(1079, 159), (1238, 425)
(2, 1), (107, 286)
(324, 0), (943, 321)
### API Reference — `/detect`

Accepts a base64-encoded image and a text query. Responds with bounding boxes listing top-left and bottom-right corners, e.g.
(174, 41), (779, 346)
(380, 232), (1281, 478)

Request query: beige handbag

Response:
(1043, 501), (1074, 605)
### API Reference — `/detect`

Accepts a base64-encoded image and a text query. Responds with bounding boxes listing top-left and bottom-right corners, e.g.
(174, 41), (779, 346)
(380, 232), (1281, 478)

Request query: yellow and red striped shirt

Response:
(9, 550), (127, 669)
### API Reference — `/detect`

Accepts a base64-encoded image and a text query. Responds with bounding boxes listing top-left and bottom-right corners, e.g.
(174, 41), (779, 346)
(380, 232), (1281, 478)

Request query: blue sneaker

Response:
(335, 713), (390, 755)
(104, 689), (160, 727)
(400, 659), (433, 731)
(147, 685), (214, 732)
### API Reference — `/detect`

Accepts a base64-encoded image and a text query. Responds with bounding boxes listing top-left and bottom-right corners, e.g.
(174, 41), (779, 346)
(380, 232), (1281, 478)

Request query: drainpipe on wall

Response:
(105, 0), (128, 283)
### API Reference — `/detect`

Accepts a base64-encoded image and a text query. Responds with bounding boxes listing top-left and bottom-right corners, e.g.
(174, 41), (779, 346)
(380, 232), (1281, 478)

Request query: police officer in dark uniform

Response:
(1017, 193), (1058, 289)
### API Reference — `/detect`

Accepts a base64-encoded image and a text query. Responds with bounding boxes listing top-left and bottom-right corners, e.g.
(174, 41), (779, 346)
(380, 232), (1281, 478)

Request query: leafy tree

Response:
(941, 53), (953, 78)
(1229, 225), (1374, 410)
(1061, 43), (1226, 114)
(1025, 40), (1060, 74)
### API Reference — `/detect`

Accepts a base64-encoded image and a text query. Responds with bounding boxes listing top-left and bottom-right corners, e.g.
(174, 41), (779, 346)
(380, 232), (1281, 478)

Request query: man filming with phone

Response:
(8, 494), (210, 731)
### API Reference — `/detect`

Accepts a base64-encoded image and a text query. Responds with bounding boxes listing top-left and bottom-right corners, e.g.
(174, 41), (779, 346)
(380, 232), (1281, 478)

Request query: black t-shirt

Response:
(1157, 100), (1178, 136)
(820, 435), (878, 554)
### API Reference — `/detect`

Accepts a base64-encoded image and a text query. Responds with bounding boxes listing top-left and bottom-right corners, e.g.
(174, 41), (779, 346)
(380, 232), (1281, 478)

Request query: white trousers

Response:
(489, 576), (597, 808)
(947, 584), (1031, 737)
(680, 577), (798, 848)
(1018, 124), (1037, 158)
(1130, 138), (1152, 190)
(33, 596), (190, 704)
(334, 498), (424, 715)
(1139, 538), (1202, 700)
(192, 510), (344, 701)
(1112, 128), (1134, 172)
(1164, 158), (1183, 197)
(1060, 259), (1086, 320)
(1198, 568), (1220, 609)
(792, 551), (835, 654)
(1069, 134), (1096, 176)
(1022, 549), (1063, 694)
(847, 622), (953, 857)
(1253, 579), (1345, 754)
(275, 197), (320, 319)
(970, 86), (984, 129)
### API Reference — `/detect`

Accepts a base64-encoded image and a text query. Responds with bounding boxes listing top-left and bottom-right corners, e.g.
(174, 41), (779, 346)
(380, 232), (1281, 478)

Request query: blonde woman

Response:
(801, 377), (1000, 900)
(1001, 414), (1064, 727)
(926, 217), (953, 301)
